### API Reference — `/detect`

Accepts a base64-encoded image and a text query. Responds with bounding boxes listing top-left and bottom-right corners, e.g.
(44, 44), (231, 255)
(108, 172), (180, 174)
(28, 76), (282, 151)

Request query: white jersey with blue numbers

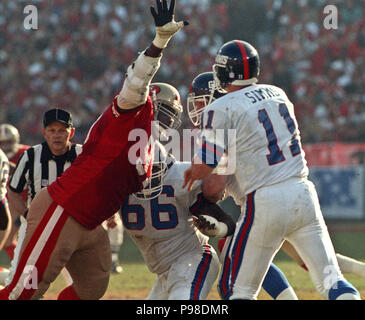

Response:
(199, 83), (309, 197)
(121, 161), (209, 275)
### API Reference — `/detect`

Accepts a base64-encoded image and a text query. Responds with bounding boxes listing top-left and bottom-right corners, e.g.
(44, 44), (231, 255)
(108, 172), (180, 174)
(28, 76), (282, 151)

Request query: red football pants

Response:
(0, 188), (111, 300)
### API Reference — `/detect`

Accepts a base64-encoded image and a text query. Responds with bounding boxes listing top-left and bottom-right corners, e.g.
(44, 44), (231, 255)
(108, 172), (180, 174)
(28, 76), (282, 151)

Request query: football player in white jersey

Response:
(0, 149), (11, 252)
(188, 73), (298, 300)
(120, 142), (232, 300)
(188, 71), (365, 290)
(183, 40), (360, 300)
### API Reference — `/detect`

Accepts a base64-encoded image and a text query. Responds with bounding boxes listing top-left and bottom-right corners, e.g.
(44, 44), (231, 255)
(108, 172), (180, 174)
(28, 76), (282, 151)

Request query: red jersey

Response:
(9, 144), (30, 202)
(48, 97), (153, 229)
(10, 144), (30, 167)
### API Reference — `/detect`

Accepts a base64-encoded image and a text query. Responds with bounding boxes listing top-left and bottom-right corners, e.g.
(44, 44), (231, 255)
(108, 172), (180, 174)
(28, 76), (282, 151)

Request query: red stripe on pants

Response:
(192, 244), (211, 300)
(230, 193), (254, 287)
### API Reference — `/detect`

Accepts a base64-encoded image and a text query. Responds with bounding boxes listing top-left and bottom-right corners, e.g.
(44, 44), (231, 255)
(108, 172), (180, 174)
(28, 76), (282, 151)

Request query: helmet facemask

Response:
(187, 93), (211, 127)
(149, 83), (183, 140)
(154, 101), (182, 131)
(187, 72), (226, 126)
(134, 162), (167, 200)
(213, 63), (258, 89)
(133, 142), (168, 200)
(213, 63), (230, 90)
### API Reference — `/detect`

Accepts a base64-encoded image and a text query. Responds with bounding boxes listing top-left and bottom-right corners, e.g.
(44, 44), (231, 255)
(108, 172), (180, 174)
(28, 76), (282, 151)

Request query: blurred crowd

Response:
(258, 0), (365, 143)
(0, 0), (364, 145)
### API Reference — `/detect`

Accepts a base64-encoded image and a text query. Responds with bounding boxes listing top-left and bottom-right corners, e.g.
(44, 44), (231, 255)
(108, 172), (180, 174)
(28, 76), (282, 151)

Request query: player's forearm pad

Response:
(117, 51), (162, 109)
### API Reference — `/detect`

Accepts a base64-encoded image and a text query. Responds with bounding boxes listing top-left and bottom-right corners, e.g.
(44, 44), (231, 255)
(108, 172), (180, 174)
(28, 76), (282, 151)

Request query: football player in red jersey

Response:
(0, 124), (29, 261)
(0, 0), (188, 300)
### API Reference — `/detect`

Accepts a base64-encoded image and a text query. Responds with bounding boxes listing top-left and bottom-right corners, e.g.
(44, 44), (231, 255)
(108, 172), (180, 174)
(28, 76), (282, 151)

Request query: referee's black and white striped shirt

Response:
(9, 141), (82, 206)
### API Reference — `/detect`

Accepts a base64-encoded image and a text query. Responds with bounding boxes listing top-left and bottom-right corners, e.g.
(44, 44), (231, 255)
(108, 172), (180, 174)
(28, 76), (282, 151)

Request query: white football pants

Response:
(219, 177), (354, 300)
(146, 244), (220, 300)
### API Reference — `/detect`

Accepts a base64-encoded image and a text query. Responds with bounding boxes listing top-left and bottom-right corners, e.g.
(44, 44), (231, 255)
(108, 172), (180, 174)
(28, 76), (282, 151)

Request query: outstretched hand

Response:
(151, 0), (176, 27)
(150, 0), (189, 48)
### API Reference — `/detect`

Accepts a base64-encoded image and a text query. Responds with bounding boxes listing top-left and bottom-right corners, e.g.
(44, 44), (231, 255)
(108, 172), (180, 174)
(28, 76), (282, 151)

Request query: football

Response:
(195, 215), (228, 238)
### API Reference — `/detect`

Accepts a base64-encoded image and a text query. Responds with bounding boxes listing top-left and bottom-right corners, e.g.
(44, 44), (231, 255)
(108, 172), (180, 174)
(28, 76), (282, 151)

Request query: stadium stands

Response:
(0, 0), (364, 146)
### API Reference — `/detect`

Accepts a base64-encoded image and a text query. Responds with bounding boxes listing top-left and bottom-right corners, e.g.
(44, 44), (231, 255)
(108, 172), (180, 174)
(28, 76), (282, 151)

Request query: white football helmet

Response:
(149, 83), (183, 136)
(0, 124), (20, 159)
(133, 141), (169, 200)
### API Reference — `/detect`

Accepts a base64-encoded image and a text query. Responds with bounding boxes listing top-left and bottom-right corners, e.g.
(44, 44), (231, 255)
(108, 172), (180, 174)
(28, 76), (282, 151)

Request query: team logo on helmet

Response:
(215, 54), (228, 66)
(208, 80), (216, 90)
(187, 72), (226, 127)
(149, 85), (161, 96)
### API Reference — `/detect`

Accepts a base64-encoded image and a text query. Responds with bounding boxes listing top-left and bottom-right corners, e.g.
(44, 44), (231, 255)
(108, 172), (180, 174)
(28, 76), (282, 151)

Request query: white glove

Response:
(193, 215), (228, 238)
(153, 20), (186, 48)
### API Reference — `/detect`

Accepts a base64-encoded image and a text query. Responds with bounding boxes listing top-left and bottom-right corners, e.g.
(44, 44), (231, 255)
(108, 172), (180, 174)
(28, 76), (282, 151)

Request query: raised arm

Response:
(117, 0), (188, 110)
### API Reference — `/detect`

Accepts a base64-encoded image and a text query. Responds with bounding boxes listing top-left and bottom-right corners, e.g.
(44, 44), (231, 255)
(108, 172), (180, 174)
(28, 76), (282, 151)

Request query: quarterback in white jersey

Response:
(199, 83), (308, 198)
(121, 148), (221, 300)
(183, 40), (360, 300)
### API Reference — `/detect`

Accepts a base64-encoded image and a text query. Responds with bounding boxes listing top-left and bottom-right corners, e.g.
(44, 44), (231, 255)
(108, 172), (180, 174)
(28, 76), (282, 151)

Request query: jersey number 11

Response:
(258, 103), (301, 166)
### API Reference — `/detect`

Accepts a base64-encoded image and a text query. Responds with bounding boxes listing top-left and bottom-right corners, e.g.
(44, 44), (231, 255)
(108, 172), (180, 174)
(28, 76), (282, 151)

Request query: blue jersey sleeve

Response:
(196, 107), (227, 168)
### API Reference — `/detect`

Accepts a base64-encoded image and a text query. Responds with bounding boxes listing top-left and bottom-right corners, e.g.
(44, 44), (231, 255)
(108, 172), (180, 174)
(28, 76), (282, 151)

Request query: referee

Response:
(7, 108), (82, 233)
(4, 108), (82, 286)
(8, 108), (124, 278)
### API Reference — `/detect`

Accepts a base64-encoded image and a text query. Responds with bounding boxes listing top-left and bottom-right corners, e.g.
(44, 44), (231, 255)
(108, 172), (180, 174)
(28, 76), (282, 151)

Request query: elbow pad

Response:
(117, 51), (162, 110)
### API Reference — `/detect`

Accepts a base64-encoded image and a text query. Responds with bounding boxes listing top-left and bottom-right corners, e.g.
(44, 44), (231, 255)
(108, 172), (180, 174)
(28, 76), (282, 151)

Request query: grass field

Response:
(1, 224), (365, 300)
